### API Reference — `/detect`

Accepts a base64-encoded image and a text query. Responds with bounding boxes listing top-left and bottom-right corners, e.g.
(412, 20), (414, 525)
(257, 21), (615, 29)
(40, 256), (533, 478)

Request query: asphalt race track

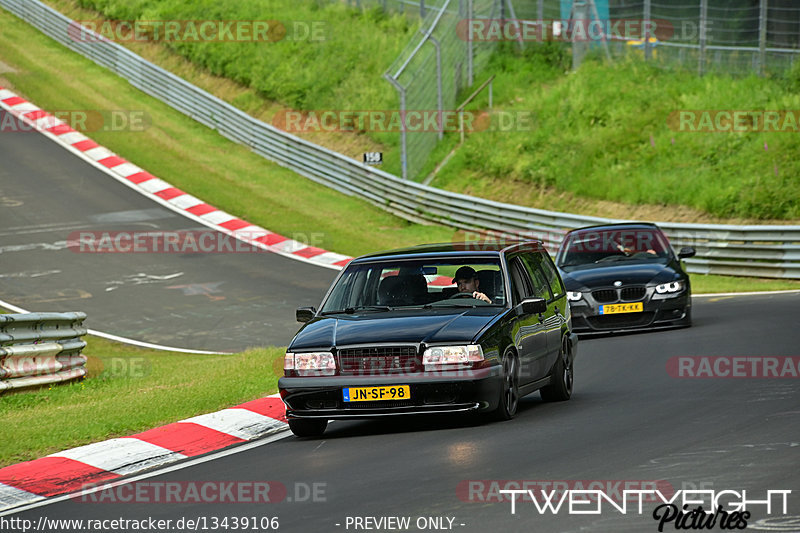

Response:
(8, 292), (800, 532)
(0, 110), (336, 351)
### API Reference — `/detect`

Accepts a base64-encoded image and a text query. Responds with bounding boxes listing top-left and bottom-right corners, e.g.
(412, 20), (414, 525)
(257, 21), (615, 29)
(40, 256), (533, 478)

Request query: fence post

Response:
(698, 0), (707, 76)
(643, 0), (652, 61)
(572, 1), (589, 70)
(537, 0), (543, 22)
(421, 0), (426, 18)
(467, 0), (474, 85)
(384, 74), (408, 179)
(430, 36), (444, 141)
(759, 0), (768, 76)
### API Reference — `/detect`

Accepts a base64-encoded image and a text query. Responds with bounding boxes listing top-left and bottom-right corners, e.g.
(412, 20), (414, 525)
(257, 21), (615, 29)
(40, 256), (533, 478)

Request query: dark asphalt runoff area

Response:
(0, 110), (336, 351)
(10, 292), (800, 532)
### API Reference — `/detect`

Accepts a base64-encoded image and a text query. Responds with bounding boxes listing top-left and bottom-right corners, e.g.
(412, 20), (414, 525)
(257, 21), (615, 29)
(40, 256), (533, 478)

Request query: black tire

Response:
(288, 418), (328, 438)
(492, 349), (520, 420)
(540, 335), (573, 402)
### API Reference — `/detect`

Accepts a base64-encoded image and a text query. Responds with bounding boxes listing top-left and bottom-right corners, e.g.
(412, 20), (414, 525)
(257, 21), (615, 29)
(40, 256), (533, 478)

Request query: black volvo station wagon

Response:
(278, 241), (578, 437)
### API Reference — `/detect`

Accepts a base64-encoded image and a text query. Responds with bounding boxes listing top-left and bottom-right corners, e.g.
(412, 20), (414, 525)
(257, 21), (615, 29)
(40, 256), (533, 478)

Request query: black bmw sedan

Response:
(278, 241), (578, 437)
(555, 223), (695, 334)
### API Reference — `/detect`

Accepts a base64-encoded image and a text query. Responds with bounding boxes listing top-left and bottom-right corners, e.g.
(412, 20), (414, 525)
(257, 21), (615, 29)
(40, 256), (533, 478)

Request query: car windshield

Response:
(558, 229), (672, 268)
(319, 258), (505, 313)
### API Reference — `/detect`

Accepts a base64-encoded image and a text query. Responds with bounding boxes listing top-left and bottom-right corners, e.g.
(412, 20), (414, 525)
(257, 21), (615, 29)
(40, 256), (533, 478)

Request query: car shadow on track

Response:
(312, 397), (565, 439)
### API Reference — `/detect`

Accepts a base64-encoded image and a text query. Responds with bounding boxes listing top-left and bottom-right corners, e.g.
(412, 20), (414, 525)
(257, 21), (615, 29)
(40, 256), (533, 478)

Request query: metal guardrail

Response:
(2, 0), (799, 279)
(0, 312), (88, 392)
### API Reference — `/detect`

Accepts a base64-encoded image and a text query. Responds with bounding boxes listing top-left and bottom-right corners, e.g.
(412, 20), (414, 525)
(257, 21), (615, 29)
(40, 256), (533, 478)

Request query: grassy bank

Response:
(34, 0), (800, 221)
(0, 336), (285, 467)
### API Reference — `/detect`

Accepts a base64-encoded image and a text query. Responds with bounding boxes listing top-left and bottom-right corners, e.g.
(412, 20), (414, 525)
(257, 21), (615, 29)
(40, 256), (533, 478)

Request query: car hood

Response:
(560, 260), (681, 290)
(289, 308), (501, 350)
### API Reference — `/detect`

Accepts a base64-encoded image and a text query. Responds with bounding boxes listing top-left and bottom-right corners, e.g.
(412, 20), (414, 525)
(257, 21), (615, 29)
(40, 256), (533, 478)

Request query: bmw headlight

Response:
(567, 291), (583, 302)
(422, 345), (484, 369)
(654, 281), (685, 295)
(284, 352), (336, 376)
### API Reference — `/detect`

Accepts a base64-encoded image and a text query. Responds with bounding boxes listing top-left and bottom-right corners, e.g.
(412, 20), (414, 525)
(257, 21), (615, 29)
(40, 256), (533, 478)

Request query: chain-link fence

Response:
(344, 0), (800, 179)
(516, 0), (800, 76)
(377, 0), (513, 180)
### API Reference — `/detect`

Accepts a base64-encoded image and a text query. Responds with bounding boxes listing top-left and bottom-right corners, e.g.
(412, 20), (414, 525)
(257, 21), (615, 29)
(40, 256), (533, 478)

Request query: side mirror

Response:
(521, 298), (547, 315)
(296, 306), (316, 323)
(678, 247), (696, 259)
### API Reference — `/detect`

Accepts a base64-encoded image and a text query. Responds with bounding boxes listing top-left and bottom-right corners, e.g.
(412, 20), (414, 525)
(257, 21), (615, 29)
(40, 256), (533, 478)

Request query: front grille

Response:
(338, 346), (419, 375)
(620, 286), (646, 301)
(592, 289), (618, 303)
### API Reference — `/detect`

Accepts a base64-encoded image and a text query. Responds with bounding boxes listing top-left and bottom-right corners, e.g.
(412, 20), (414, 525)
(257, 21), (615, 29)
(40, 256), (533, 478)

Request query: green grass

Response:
(38, 0), (800, 221)
(428, 45), (800, 221)
(0, 335), (285, 467)
(690, 273), (800, 294)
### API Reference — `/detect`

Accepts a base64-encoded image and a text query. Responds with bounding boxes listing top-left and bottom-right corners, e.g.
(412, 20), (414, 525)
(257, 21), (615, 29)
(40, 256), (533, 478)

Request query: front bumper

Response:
(569, 291), (690, 333)
(278, 366), (503, 420)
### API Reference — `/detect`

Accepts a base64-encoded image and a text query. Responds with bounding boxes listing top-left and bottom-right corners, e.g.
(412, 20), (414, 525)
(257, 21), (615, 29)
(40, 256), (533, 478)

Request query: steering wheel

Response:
(449, 292), (476, 299)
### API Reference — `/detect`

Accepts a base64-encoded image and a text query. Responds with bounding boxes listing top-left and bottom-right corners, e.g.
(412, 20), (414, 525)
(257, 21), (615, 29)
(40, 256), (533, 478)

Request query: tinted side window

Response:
(520, 254), (553, 301)
(508, 257), (532, 305)
(540, 253), (565, 299)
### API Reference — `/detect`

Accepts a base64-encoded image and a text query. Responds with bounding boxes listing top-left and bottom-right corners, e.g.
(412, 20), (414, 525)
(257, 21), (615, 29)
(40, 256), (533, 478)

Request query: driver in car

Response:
(453, 266), (492, 303)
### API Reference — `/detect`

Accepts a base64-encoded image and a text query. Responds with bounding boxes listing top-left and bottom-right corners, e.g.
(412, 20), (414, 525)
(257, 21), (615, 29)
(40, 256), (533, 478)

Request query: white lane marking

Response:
(181, 408), (285, 441)
(0, 430), (291, 516)
(0, 270), (61, 278)
(693, 289), (800, 298)
(0, 297), (229, 354)
(49, 438), (187, 477)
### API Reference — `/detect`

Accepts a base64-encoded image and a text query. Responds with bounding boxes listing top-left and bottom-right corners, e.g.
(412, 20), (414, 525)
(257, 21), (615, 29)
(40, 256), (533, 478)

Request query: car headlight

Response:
(567, 291), (582, 302)
(284, 352), (336, 376)
(654, 281), (685, 294)
(422, 345), (484, 368)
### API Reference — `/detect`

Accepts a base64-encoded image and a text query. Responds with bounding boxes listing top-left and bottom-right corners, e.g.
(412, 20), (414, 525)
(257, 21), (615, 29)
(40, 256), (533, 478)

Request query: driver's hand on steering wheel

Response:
(472, 291), (491, 303)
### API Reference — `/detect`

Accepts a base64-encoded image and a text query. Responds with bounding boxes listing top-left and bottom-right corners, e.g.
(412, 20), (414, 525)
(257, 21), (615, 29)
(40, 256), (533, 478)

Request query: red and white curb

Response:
(0, 87), (352, 271)
(0, 394), (288, 512)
